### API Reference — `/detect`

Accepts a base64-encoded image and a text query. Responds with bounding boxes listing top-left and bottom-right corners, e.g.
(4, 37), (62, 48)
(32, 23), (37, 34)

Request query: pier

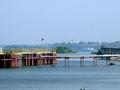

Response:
(0, 50), (120, 68)
(41, 54), (120, 67)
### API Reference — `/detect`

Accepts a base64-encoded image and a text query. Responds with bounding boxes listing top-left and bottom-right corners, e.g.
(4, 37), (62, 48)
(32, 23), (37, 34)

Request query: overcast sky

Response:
(0, 0), (120, 44)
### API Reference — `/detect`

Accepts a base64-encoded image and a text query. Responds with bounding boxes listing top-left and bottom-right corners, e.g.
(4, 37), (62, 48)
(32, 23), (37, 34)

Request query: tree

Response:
(54, 46), (75, 53)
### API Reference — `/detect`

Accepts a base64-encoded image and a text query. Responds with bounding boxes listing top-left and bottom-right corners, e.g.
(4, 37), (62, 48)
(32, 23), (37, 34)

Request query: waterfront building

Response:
(0, 48), (57, 68)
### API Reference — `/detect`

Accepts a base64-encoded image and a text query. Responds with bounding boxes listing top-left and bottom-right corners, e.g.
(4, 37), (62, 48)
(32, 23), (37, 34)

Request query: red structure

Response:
(0, 53), (18, 68)
(0, 51), (57, 68)
(20, 52), (57, 67)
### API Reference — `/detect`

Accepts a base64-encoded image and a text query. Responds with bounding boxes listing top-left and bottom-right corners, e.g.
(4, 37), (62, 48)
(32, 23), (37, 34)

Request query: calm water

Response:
(0, 58), (120, 90)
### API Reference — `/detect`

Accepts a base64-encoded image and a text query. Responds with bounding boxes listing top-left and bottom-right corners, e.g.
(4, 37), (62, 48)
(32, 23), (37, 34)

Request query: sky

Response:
(0, 0), (120, 44)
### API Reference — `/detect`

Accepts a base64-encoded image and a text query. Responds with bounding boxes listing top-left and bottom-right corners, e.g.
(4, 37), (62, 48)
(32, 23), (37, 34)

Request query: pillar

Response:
(80, 57), (84, 67)
(106, 57), (111, 66)
(32, 54), (34, 66)
(25, 55), (27, 66)
(64, 57), (69, 67)
(93, 57), (97, 66)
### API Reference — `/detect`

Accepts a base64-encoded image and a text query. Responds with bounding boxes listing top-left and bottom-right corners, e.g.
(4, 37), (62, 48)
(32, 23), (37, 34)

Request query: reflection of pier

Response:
(41, 55), (119, 67)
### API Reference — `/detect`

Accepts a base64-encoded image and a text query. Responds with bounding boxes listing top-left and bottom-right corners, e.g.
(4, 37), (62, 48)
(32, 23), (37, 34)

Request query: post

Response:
(65, 58), (67, 67)
(37, 54), (39, 66)
(93, 57), (97, 66)
(3, 55), (6, 68)
(50, 58), (53, 67)
(80, 57), (82, 67)
(32, 54), (34, 66)
(64, 57), (69, 67)
(28, 54), (30, 66)
(106, 57), (110, 66)
(67, 58), (69, 67)
(25, 55), (27, 66)
(39, 54), (41, 67)
(83, 57), (84, 66)
(80, 57), (84, 67)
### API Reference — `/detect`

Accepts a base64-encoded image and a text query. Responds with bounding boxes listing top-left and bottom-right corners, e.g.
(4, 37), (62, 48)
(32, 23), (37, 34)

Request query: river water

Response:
(0, 54), (120, 90)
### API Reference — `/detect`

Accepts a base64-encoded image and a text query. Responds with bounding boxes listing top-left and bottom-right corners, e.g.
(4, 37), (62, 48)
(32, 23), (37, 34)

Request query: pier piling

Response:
(80, 57), (84, 67)
(106, 57), (111, 66)
(93, 57), (97, 66)
(64, 57), (69, 67)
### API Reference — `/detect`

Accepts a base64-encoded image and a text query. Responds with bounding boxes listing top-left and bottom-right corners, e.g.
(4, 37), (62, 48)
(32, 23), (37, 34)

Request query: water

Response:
(0, 59), (120, 90)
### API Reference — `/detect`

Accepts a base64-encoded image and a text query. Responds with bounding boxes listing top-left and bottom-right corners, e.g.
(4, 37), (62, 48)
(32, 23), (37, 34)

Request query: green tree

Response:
(54, 46), (75, 53)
